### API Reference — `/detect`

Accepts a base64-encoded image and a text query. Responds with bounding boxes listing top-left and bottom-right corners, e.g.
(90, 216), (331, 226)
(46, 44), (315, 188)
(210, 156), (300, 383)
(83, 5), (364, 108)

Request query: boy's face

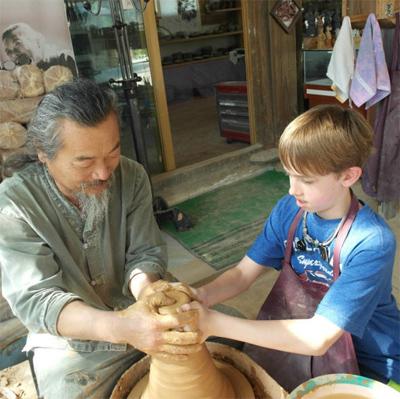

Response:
(285, 169), (355, 219)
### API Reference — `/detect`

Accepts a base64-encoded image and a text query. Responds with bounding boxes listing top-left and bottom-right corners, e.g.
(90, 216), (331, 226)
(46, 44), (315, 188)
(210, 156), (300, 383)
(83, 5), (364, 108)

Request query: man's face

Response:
(40, 112), (121, 204)
(3, 33), (33, 65)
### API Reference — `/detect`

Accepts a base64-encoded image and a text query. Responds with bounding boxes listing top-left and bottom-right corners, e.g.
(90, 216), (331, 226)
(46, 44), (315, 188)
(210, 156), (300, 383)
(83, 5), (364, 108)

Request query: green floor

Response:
(161, 170), (289, 270)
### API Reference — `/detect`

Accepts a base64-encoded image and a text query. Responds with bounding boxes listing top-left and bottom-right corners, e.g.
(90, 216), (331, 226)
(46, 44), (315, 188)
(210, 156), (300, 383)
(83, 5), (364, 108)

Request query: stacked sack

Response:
(0, 65), (73, 349)
(0, 64), (73, 181)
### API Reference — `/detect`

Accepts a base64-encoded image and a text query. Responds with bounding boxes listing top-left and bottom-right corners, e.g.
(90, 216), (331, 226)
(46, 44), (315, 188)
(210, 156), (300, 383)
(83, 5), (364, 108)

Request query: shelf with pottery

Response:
(207, 7), (241, 13)
(159, 30), (243, 45)
(350, 13), (398, 28)
(162, 55), (230, 69)
(342, 0), (400, 28)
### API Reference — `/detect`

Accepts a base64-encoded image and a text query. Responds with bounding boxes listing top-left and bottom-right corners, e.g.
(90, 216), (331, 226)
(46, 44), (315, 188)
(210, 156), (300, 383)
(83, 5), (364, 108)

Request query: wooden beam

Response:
(241, 1), (257, 145)
(142, 0), (176, 171)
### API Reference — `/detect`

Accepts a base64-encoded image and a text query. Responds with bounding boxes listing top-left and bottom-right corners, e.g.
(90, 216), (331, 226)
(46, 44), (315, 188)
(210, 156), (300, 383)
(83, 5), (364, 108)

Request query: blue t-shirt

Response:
(247, 194), (400, 383)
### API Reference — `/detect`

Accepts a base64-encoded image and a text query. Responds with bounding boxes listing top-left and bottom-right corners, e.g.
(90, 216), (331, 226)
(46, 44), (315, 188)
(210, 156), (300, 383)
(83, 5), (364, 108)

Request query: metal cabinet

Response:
(215, 81), (249, 143)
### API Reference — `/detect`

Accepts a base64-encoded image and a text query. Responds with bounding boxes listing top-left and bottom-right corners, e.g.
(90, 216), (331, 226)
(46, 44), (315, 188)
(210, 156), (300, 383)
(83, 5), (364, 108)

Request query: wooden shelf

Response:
(162, 55), (229, 69)
(159, 31), (243, 45)
(208, 7), (241, 13)
(350, 14), (396, 28)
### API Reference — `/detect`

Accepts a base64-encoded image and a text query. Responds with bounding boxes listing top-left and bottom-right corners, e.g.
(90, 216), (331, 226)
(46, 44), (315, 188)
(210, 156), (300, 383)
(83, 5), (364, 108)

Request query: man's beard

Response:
(75, 180), (111, 229)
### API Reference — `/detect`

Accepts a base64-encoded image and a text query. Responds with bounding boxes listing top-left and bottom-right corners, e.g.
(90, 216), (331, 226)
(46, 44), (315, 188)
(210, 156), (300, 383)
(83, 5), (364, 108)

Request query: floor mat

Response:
(161, 170), (289, 271)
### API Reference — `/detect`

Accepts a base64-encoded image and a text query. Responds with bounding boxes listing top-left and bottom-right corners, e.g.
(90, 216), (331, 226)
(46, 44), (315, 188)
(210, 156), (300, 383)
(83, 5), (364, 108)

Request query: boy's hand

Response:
(180, 301), (215, 343)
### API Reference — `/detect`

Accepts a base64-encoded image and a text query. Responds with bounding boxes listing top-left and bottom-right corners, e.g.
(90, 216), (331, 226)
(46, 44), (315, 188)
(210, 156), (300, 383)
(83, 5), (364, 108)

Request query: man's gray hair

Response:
(4, 79), (118, 176)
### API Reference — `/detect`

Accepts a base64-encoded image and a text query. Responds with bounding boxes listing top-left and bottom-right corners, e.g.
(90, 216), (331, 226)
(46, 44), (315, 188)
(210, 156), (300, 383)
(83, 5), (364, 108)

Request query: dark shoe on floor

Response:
(171, 208), (193, 232)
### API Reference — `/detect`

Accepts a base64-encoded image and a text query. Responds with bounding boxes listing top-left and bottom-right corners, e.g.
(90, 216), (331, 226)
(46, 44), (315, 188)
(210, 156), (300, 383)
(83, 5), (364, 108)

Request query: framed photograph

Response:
(270, 0), (301, 33)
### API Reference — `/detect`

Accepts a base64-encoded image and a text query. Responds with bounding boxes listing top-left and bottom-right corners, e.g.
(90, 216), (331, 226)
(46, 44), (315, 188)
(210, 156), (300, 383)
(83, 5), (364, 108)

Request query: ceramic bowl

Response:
(288, 373), (400, 398)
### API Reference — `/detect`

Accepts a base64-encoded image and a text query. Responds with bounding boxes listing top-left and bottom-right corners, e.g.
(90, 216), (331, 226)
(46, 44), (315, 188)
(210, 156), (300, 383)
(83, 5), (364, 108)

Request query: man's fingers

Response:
(169, 282), (198, 300)
(139, 279), (171, 299)
(162, 330), (199, 345)
(146, 291), (175, 309)
(159, 343), (202, 355)
(150, 280), (171, 293)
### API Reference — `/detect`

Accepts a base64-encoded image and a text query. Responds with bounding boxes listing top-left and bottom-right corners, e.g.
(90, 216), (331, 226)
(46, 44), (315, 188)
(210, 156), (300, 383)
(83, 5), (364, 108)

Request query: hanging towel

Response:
(327, 16), (354, 103)
(350, 13), (391, 109)
(362, 12), (400, 202)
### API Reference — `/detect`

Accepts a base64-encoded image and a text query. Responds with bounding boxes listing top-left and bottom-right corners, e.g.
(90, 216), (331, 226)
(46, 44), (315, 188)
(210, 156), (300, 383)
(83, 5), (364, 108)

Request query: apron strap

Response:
(283, 192), (359, 280)
(332, 192), (359, 280)
(283, 208), (304, 266)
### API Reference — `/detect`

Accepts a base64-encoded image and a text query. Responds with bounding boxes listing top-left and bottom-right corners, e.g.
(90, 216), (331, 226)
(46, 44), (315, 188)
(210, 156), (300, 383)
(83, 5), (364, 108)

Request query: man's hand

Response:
(117, 289), (201, 360)
(138, 279), (198, 302)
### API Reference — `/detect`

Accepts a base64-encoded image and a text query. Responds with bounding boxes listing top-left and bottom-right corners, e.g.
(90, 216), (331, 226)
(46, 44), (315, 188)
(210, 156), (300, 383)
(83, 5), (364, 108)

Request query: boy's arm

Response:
(185, 302), (343, 356)
(196, 256), (266, 307)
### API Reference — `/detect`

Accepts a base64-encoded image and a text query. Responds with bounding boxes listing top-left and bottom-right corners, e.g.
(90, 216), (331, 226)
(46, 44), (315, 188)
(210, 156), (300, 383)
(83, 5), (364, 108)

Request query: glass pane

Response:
(65, 0), (164, 174)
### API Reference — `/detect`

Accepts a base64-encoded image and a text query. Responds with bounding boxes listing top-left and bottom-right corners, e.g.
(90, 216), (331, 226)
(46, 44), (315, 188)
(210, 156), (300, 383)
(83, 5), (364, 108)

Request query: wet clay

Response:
(128, 288), (255, 399)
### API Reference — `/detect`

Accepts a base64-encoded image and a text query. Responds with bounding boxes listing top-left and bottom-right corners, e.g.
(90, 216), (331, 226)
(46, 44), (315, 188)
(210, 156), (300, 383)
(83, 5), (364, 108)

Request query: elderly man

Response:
(0, 79), (199, 398)
(1, 22), (76, 74)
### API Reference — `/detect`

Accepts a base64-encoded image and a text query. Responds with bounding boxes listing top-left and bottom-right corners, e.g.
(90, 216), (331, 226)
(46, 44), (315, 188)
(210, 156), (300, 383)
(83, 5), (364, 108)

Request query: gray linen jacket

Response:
(0, 156), (167, 351)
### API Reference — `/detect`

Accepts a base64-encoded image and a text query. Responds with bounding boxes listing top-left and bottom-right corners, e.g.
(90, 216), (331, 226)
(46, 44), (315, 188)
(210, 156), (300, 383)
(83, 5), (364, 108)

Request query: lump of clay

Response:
(0, 70), (19, 100)
(0, 122), (27, 150)
(0, 97), (42, 124)
(44, 65), (73, 93)
(14, 65), (45, 97)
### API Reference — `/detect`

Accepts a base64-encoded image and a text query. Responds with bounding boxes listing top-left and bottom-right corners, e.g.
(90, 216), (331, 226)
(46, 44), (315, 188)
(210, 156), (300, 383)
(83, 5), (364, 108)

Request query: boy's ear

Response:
(341, 167), (362, 187)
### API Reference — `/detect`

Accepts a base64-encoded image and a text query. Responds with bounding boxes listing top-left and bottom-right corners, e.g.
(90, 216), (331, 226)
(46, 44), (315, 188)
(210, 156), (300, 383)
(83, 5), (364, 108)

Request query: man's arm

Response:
(57, 284), (200, 356)
(57, 271), (160, 342)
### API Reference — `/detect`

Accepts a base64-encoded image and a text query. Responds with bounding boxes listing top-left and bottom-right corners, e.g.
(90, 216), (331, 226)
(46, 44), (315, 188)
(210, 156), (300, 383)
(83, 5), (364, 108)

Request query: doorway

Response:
(146, 0), (253, 170)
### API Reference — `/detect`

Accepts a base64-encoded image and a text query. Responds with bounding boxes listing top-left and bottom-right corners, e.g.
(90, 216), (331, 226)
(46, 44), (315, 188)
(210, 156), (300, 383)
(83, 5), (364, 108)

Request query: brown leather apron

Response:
(243, 195), (360, 392)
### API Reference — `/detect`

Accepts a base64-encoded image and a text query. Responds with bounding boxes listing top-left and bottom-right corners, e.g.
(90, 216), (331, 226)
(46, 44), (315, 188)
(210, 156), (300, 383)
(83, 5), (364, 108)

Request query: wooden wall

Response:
(244, 0), (302, 148)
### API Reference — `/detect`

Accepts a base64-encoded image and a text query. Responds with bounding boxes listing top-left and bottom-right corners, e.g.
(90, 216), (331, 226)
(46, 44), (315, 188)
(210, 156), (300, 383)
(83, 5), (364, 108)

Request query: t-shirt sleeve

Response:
(247, 195), (297, 270)
(316, 220), (396, 338)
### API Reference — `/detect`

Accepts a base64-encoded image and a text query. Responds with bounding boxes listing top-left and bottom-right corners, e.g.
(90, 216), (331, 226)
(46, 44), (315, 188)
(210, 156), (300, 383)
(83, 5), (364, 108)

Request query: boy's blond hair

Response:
(279, 105), (373, 176)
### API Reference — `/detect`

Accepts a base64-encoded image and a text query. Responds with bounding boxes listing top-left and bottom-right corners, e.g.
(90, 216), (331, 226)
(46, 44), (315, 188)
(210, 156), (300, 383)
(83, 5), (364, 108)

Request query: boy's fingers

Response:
(180, 301), (201, 312)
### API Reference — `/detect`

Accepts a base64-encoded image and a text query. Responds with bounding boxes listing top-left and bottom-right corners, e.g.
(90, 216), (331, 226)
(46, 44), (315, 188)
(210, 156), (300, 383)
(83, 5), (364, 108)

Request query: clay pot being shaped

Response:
(128, 287), (254, 399)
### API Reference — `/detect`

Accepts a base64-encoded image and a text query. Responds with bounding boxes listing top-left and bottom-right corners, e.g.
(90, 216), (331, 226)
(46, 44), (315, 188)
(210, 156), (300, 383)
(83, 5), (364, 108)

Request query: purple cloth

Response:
(350, 13), (391, 109)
